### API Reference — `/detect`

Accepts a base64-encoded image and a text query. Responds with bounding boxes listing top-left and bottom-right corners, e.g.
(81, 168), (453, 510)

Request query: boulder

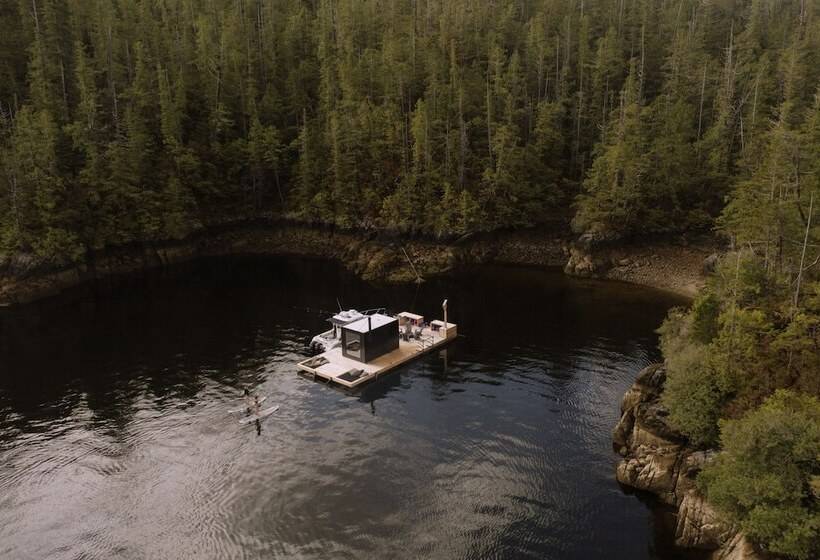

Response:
(616, 443), (682, 505)
(613, 364), (682, 452)
(576, 230), (620, 251)
(564, 246), (611, 278)
(613, 406), (635, 454)
(711, 533), (769, 560)
(703, 253), (720, 274)
(621, 383), (645, 413)
(675, 450), (716, 496)
(634, 362), (667, 393)
(634, 401), (684, 444)
(675, 491), (735, 549)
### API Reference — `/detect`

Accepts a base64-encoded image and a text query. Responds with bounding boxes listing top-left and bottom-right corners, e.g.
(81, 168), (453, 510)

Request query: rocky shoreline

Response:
(614, 364), (768, 560)
(0, 221), (711, 306)
(564, 232), (718, 298)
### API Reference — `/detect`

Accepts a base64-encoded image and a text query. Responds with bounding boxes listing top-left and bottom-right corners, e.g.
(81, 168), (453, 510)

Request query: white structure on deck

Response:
(298, 301), (457, 389)
(308, 308), (385, 353)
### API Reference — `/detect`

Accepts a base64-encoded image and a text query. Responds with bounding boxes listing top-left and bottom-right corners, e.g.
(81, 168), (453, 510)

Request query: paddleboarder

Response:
(243, 389), (256, 413)
(251, 395), (262, 416)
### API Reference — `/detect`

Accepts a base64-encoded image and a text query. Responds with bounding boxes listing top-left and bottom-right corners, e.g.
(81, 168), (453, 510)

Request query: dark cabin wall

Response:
(364, 321), (399, 362)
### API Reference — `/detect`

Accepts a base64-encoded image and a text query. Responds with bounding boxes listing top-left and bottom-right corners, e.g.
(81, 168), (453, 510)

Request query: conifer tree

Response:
(575, 60), (650, 237)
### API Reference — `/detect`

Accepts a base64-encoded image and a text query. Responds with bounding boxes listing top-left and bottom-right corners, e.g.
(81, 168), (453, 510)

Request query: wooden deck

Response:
(297, 323), (457, 389)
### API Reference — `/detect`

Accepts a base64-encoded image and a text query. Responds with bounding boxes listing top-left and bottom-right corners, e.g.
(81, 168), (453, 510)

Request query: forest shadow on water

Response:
(0, 256), (698, 559)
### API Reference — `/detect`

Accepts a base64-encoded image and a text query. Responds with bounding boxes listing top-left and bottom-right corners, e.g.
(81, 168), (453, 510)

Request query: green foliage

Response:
(2, 0), (817, 258)
(659, 310), (725, 446)
(660, 167), (819, 556)
(660, 251), (820, 448)
(699, 391), (820, 559)
(434, 183), (484, 236)
(161, 177), (198, 240)
(1, 107), (81, 260)
(709, 307), (773, 400)
(575, 61), (649, 236)
(690, 293), (720, 344)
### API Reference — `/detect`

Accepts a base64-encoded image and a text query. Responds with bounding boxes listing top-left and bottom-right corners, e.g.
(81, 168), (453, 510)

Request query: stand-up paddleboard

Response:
(239, 405), (279, 425)
(228, 395), (268, 414)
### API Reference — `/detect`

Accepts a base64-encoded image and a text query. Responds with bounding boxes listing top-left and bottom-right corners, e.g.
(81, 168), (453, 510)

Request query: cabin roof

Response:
(343, 313), (396, 333)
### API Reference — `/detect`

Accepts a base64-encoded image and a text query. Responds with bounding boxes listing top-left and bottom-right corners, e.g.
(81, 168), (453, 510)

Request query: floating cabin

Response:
(298, 304), (457, 389)
(341, 314), (399, 363)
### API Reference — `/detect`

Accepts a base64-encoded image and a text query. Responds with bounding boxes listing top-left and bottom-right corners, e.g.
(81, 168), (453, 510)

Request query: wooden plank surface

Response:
(297, 324), (457, 388)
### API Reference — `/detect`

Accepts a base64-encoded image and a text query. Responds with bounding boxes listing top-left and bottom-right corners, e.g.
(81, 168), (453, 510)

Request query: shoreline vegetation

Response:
(1, 1), (818, 559)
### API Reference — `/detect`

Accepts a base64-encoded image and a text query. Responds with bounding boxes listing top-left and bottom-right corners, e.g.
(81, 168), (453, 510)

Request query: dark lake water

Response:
(0, 257), (689, 559)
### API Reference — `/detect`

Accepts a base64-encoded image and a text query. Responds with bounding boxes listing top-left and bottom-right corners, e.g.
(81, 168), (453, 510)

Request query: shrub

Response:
(690, 292), (720, 344)
(659, 310), (725, 446)
(699, 390), (820, 560)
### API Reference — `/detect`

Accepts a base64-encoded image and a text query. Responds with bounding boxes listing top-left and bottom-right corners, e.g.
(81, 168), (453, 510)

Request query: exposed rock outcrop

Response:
(563, 232), (614, 277)
(615, 364), (769, 559)
(565, 235), (719, 297)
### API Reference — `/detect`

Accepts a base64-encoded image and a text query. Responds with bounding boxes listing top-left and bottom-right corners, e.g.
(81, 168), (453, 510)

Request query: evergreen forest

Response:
(1, 0), (817, 251)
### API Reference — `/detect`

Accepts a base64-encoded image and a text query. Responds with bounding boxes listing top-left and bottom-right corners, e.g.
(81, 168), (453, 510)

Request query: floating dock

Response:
(297, 319), (457, 389)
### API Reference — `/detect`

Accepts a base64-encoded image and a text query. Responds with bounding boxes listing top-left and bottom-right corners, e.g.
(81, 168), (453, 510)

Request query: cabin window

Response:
(345, 332), (362, 359)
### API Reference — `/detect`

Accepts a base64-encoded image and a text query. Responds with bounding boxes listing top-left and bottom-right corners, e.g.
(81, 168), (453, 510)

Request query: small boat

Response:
(308, 308), (385, 353)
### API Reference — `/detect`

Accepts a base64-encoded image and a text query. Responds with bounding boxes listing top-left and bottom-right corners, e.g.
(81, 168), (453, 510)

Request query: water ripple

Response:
(0, 258), (684, 560)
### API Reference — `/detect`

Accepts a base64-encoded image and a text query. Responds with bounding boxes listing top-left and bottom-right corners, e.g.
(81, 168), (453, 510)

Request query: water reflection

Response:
(0, 257), (689, 559)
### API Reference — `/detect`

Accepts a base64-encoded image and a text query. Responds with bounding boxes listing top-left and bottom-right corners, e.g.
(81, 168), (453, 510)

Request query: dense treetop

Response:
(1, 0), (818, 259)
